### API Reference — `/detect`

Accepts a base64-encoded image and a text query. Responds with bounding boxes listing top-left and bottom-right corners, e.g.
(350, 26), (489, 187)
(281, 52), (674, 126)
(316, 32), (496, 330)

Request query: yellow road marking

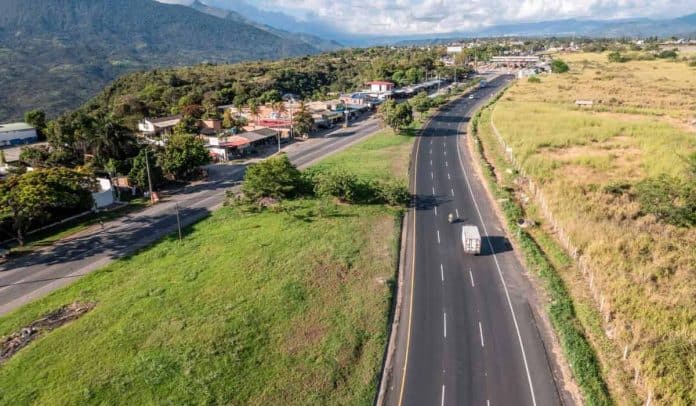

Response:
(397, 129), (422, 406)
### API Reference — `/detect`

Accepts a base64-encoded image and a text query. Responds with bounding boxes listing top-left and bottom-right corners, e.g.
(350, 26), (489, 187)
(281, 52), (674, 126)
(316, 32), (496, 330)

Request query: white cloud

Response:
(158, 0), (696, 35)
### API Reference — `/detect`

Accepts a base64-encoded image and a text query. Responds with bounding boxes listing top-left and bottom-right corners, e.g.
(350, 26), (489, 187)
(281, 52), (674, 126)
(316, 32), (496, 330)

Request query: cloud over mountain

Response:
(163, 0), (696, 35)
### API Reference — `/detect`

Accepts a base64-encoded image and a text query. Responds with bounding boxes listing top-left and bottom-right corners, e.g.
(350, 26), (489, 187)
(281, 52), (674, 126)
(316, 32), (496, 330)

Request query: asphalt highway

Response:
(0, 114), (381, 315)
(386, 76), (566, 406)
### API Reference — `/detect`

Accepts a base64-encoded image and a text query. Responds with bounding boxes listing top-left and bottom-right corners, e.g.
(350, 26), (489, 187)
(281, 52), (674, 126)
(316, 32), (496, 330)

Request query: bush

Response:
(635, 175), (695, 227)
(550, 59), (570, 73)
(242, 154), (304, 201)
(377, 179), (410, 206)
(313, 169), (363, 203)
(657, 50), (678, 59)
(607, 51), (628, 63)
(527, 76), (541, 83)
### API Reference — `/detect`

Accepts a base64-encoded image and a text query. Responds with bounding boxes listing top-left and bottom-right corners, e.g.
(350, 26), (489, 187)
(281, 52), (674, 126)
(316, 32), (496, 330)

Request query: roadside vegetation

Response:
(486, 52), (695, 404)
(0, 126), (415, 404)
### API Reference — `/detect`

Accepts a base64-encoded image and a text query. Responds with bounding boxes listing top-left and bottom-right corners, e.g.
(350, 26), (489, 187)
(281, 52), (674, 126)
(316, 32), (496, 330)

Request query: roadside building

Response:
(366, 81), (395, 93)
(0, 122), (38, 147)
(137, 115), (182, 137)
(575, 100), (594, 107)
(244, 128), (279, 149)
(207, 135), (250, 161)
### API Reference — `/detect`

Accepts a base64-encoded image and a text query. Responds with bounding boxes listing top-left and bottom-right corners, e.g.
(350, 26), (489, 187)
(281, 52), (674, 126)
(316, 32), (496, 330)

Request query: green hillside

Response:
(0, 0), (318, 121)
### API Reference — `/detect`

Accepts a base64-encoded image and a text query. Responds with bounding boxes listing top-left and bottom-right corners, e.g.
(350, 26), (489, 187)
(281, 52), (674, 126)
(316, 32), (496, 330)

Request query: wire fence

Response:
(488, 117), (655, 405)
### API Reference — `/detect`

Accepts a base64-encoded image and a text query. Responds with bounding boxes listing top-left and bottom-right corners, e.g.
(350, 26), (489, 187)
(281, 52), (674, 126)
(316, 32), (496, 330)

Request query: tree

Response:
(19, 145), (51, 167)
(24, 110), (47, 138)
(90, 118), (138, 166)
(222, 109), (233, 129)
(241, 154), (303, 201)
(410, 91), (432, 118)
(550, 59), (570, 73)
(292, 101), (314, 138)
(380, 100), (413, 133)
(248, 100), (260, 126)
(173, 114), (199, 136)
(128, 148), (163, 190)
(0, 168), (95, 245)
(160, 134), (210, 180)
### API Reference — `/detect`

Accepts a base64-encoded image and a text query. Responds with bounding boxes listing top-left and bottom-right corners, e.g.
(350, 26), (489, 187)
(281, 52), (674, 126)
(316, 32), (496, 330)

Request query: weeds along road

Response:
(385, 76), (569, 406)
(0, 115), (382, 315)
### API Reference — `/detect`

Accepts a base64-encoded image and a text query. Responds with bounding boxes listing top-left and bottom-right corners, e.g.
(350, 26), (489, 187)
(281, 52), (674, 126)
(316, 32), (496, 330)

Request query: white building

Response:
(137, 115), (182, 136)
(0, 122), (38, 147)
(92, 178), (116, 209)
(366, 81), (395, 93)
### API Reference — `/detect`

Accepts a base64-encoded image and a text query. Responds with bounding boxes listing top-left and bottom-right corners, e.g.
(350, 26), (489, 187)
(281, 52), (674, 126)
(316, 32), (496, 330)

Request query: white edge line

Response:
(479, 321), (485, 347)
(456, 109), (538, 406)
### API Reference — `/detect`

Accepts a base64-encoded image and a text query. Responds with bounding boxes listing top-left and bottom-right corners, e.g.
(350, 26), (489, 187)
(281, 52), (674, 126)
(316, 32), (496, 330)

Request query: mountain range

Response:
(0, 0), (320, 122)
(167, 1), (696, 45)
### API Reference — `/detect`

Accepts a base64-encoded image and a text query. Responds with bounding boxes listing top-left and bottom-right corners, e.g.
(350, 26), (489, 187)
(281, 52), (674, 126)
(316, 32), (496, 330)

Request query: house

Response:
(366, 81), (395, 93)
(199, 119), (222, 136)
(137, 115), (182, 136)
(244, 128), (279, 148)
(207, 135), (250, 161)
(0, 122), (38, 147)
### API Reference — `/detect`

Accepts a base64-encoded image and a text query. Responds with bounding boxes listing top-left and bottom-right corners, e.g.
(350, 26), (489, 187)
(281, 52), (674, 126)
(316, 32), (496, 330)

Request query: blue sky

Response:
(157, 0), (696, 35)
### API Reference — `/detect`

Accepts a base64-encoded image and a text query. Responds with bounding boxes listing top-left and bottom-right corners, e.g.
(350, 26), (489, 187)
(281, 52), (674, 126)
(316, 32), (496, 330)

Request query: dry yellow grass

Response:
(491, 52), (696, 405)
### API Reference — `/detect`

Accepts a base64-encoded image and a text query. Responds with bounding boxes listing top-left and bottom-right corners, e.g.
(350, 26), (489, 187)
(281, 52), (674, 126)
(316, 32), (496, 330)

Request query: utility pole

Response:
(277, 129), (281, 153)
(175, 203), (182, 241)
(144, 148), (154, 203)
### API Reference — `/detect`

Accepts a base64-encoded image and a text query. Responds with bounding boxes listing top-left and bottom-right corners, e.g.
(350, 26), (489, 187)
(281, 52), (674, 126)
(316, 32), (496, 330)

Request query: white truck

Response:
(461, 225), (482, 255)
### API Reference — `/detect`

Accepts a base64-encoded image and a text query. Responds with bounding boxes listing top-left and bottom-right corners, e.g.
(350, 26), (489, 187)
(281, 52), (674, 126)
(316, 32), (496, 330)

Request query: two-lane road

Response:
(387, 76), (568, 405)
(0, 115), (381, 315)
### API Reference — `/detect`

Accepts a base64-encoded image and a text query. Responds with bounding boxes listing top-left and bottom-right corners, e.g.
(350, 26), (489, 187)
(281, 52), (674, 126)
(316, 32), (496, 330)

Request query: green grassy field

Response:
(487, 53), (696, 404)
(0, 130), (414, 405)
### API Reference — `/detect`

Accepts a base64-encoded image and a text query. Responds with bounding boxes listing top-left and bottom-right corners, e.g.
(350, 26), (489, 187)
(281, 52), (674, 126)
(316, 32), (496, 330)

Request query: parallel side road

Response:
(387, 77), (568, 406)
(0, 116), (381, 315)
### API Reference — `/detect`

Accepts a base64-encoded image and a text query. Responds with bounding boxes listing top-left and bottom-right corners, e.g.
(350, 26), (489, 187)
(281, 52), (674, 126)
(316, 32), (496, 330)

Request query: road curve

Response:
(385, 76), (569, 406)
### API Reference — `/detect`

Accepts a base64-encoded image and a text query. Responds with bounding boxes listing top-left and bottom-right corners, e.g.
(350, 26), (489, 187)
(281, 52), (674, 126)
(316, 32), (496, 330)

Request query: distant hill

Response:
(390, 13), (696, 46)
(189, 0), (342, 51)
(0, 0), (319, 122)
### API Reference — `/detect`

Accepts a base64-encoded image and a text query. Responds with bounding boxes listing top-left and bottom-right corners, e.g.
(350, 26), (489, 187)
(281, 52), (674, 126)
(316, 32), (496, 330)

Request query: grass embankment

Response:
(487, 53), (696, 404)
(0, 130), (414, 405)
(471, 104), (612, 405)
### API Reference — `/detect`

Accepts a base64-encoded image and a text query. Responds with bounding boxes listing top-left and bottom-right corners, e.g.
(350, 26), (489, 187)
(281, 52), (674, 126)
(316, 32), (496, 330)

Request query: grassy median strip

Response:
(470, 100), (612, 405)
(0, 130), (414, 405)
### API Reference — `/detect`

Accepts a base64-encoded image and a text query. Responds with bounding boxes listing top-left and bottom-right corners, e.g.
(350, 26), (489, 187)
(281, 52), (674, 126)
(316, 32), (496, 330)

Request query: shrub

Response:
(635, 175), (695, 227)
(242, 154), (304, 201)
(313, 169), (362, 203)
(657, 50), (678, 59)
(527, 76), (541, 83)
(550, 59), (570, 73)
(607, 51), (628, 63)
(377, 179), (410, 206)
